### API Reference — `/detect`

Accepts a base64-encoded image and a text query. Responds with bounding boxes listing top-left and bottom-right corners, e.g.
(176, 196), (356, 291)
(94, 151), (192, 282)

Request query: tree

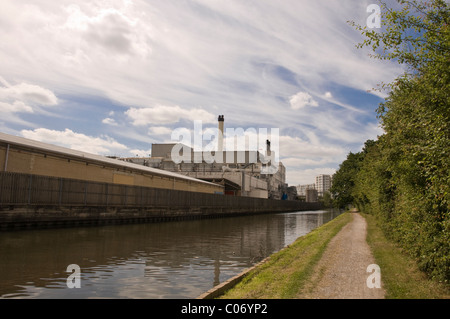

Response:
(350, 0), (449, 74)
(330, 152), (362, 209)
(321, 191), (333, 208)
(348, 0), (449, 281)
(330, 141), (376, 209)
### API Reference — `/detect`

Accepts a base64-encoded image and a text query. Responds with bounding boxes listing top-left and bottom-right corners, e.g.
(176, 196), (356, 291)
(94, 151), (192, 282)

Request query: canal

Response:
(0, 209), (341, 299)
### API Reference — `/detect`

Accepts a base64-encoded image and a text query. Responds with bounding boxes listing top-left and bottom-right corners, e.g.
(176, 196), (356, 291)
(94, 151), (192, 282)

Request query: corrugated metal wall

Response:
(0, 172), (318, 211)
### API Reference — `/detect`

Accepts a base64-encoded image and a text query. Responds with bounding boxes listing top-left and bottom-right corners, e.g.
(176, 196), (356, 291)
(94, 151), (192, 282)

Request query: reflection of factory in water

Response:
(0, 213), (285, 297)
(0, 210), (339, 298)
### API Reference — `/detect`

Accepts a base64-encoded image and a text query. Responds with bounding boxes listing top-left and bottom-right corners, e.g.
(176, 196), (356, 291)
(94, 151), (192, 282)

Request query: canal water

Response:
(0, 209), (341, 299)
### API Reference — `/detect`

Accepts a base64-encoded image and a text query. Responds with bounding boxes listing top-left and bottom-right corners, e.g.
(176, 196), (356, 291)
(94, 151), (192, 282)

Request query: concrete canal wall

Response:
(0, 172), (323, 230)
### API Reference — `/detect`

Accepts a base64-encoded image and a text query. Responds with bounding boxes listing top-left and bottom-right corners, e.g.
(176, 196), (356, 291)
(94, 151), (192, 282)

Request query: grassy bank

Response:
(219, 212), (353, 299)
(363, 213), (450, 299)
(218, 211), (449, 299)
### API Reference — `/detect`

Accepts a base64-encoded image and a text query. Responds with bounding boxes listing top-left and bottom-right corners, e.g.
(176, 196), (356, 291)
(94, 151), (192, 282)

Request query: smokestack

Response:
(265, 139), (272, 168)
(218, 115), (224, 152)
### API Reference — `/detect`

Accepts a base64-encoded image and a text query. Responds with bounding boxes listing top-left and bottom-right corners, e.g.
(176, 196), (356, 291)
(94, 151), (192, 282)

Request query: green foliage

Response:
(330, 141), (374, 209)
(350, 0), (450, 74)
(321, 191), (333, 208)
(343, 0), (450, 282)
(364, 213), (450, 298)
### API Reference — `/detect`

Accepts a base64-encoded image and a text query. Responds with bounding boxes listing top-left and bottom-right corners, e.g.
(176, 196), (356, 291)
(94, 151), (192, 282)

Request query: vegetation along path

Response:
(219, 212), (385, 299)
(218, 210), (449, 299)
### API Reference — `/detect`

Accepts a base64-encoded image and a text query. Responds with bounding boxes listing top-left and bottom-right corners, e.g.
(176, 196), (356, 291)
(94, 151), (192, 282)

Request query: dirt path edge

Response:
(298, 212), (385, 299)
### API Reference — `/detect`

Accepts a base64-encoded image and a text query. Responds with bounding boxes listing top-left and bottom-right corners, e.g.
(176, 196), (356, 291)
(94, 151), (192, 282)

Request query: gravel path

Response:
(300, 213), (385, 299)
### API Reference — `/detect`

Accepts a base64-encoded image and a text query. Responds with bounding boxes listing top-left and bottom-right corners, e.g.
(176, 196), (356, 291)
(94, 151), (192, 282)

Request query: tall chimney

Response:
(218, 115), (224, 152)
(265, 139), (272, 169)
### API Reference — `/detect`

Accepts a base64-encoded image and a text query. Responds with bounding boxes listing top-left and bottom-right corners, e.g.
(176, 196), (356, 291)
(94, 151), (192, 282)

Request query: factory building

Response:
(0, 132), (224, 194)
(121, 116), (287, 199)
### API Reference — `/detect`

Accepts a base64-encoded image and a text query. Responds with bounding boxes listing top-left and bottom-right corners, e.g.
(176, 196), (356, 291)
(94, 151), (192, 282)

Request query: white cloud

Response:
(0, 101), (34, 113)
(0, 78), (58, 113)
(287, 168), (337, 186)
(278, 134), (345, 185)
(282, 157), (335, 167)
(289, 91), (319, 110)
(0, 0), (402, 113)
(279, 135), (344, 159)
(306, 109), (380, 144)
(21, 128), (128, 155)
(125, 105), (216, 126)
(148, 126), (173, 136)
(0, 1), (405, 187)
(102, 117), (118, 126)
(62, 4), (151, 58)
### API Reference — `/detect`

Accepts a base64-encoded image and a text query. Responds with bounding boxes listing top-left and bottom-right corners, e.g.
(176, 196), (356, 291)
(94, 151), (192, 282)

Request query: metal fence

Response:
(0, 172), (317, 211)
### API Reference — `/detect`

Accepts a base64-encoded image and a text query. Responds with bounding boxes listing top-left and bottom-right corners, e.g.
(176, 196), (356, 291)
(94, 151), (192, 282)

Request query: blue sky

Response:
(0, 0), (404, 185)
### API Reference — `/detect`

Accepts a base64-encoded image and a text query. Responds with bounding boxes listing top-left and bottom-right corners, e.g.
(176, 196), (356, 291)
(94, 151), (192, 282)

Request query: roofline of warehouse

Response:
(0, 132), (223, 188)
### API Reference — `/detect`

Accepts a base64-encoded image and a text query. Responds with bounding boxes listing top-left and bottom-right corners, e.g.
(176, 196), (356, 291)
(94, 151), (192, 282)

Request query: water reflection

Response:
(0, 209), (341, 299)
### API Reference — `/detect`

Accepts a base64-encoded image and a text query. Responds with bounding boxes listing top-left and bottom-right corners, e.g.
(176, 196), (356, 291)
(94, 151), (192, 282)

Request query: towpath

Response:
(299, 212), (385, 299)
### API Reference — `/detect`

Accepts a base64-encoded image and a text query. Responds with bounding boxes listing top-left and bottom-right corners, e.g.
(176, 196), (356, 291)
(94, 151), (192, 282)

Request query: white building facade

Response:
(315, 174), (332, 197)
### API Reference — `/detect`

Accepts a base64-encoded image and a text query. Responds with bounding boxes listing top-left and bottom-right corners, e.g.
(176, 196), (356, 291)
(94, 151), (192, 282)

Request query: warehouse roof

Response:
(0, 132), (222, 188)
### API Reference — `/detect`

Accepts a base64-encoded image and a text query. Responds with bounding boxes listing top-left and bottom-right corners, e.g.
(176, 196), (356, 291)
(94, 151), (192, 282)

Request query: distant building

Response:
(297, 184), (318, 202)
(296, 184), (316, 196)
(305, 188), (319, 203)
(315, 174), (332, 197)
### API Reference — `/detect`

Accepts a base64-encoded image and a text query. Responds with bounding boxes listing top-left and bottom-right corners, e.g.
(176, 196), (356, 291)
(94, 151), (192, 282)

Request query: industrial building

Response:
(121, 116), (288, 199)
(0, 131), (324, 230)
(0, 132), (224, 194)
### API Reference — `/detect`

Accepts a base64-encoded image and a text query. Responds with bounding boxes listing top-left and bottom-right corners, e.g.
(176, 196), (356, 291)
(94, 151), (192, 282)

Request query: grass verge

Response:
(363, 213), (450, 299)
(218, 212), (353, 299)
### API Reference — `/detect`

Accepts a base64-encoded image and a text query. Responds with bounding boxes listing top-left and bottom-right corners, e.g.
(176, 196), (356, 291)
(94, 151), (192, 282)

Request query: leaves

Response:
(350, 0), (450, 76)
(342, 0), (450, 282)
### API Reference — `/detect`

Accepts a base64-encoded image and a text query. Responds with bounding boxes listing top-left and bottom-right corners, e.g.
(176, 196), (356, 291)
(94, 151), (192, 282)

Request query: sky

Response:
(0, 0), (405, 186)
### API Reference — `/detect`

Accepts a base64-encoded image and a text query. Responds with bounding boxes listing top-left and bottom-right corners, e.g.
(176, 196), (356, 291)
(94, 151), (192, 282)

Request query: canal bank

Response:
(0, 202), (322, 231)
(206, 212), (450, 299)
(199, 212), (352, 299)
